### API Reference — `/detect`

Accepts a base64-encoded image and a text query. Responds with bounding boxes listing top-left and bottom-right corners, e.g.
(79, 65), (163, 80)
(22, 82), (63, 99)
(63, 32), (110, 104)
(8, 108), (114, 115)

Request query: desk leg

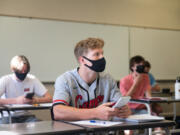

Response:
(0, 111), (3, 118)
(0, 111), (5, 123)
(144, 103), (151, 115)
(144, 103), (152, 135)
(164, 127), (170, 135)
(7, 111), (12, 124)
(145, 102), (153, 135)
(149, 128), (152, 135)
(145, 128), (152, 135)
(173, 102), (176, 129)
(129, 102), (152, 135)
(173, 102), (176, 121)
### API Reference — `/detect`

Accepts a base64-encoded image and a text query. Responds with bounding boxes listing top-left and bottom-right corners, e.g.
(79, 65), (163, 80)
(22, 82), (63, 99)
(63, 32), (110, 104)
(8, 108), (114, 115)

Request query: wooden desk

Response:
(0, 121), (86, 135)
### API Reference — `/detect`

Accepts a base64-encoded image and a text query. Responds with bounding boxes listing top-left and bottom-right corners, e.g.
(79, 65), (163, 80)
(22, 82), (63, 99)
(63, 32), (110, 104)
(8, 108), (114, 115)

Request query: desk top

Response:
(66, 120), (175, 132)
(0, 103), (52, 111)
(0, 121), (85, 135)
(0, 120), (175, 134)
(0, 106), (5, 111)
(130, 98), (180, 104)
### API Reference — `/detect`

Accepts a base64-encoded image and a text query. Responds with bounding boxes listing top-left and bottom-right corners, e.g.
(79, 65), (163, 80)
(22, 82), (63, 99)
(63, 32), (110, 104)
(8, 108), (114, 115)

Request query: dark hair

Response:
(144, 60), (151, 68)
(129, 55), (145, 71)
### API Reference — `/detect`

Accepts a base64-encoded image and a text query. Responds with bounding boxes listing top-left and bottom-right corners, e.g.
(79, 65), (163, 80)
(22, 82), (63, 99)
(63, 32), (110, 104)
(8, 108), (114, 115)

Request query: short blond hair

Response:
(74, 38), (104, 60)
(10, 55), (30, 73)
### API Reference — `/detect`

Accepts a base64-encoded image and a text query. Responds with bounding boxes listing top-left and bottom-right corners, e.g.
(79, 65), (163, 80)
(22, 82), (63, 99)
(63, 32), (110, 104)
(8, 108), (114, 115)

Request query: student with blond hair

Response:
(52, 38), (131, 121)
(0, 55), (52, 123)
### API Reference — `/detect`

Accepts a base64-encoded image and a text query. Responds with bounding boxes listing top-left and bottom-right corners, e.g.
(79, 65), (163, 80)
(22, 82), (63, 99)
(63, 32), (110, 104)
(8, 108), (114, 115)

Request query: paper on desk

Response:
(0, 131), (19, 135)
(113, 114), (164, 123)
(39, 103), (52, 107)
(5, 104), (33, 107)
(70, 120), (122, 127)
(5, 103), (52, 107)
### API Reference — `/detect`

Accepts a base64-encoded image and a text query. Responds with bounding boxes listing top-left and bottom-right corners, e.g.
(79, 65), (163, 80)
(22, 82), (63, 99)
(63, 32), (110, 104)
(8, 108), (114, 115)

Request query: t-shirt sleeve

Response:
(53, 75), (70, 106)
(149, 73), (156, 86)
(119, 78), (129, 96)
(108, 76), (122, 102)
(0, 77), (6, 97)
(33, 78), (47, 97)
(144, 74), (151, 91)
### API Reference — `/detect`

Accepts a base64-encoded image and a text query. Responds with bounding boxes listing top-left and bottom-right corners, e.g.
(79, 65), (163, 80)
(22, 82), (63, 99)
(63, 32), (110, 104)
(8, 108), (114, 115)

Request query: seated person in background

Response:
(120, 55), (152, 135)
(120, 55), (151, 114)
(144, 60), (163, 115)
(0, 55), (52, 123)
(144, 60), (161, 92)
(52, 38), (131, 121)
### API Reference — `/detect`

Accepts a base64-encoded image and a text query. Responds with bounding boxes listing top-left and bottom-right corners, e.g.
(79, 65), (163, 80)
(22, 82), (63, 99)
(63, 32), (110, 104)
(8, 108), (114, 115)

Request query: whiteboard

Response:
(130, 28), (180, 80)
(0, 16), (129, 82)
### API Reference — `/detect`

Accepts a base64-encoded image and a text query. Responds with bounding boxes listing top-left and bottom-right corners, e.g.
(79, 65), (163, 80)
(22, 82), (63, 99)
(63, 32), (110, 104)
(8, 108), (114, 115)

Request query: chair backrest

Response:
(117, 80), (120, 89)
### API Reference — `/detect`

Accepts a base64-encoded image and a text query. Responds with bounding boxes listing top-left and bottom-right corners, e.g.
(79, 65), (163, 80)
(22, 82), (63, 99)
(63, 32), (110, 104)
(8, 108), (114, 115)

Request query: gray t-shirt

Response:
(53, 68), (121, 108)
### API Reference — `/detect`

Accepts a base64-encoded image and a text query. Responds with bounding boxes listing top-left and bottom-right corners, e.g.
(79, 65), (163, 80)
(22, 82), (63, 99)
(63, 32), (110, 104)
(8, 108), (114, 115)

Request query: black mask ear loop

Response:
(82, 56), (92, 67)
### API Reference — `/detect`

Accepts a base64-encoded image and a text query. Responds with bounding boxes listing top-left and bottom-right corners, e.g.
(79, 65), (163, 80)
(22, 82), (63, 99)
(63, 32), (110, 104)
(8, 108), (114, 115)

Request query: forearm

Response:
(53, 105), (97, 121)
(34, 92), (52, 103)
(34, 96), (52, 103)
(145, 90), (152, 98)
(0, 98), (17, 105)
(125, 84), (137, 97)
(151, 84), (160, 91)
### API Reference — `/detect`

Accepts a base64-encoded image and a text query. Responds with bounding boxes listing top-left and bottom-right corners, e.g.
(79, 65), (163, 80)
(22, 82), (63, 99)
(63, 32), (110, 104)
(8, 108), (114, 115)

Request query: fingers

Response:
(119, 105), (128, 110)
(98, 103), (131, 120)
(24, 98), (33, 104)
(106, 107), (123, 118)
(117, 112), (129, 118)
(116, 105), (131, 118)
(102, 102), (115, 107)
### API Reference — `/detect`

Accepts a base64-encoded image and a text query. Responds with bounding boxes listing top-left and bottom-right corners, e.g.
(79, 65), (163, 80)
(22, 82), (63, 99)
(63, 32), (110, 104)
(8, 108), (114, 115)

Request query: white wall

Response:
(130, 28), (180, 80)
(0, 0), (180, 81)
(0, 16), (129, 81)
(0, 0), (180, 30)
(1, 16), (180, 81)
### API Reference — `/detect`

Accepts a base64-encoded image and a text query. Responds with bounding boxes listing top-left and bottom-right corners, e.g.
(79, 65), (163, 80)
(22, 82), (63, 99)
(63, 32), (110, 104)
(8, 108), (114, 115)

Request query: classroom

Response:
(0, 0), (180, 135)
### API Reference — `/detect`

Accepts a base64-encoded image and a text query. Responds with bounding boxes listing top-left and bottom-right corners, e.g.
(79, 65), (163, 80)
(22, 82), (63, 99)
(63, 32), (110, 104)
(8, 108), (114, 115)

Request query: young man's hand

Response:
(94, 102), (121, 120)
(134, 73), (144, 85)
(32, 97), (39, 104)
(16, 96), (33, 104)
(116, 105), (131, 118)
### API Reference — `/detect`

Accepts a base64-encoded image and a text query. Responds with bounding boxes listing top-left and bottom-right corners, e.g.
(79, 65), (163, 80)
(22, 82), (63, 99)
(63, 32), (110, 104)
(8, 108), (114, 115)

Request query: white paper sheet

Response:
(5, 104), (33, 107)
(70, 120), (122, 127)
(113, 114), (164, 123)
(39, 103), (52, 107)
(4, 103), (52, 108)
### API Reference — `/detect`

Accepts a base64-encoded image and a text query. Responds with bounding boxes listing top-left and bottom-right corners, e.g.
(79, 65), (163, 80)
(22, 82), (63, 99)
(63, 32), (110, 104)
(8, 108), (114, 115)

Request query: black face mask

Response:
(83, 56), (106, 72)
(136, 65), (147, 73)
(15, 72), (28, 81)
